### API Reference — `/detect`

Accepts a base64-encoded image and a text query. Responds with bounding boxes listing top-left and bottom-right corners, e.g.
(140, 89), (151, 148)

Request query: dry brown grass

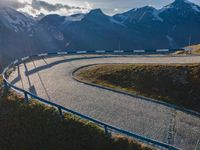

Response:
(76, 63), (200, 112)
(0, 75), (152, 150)
(174, 44), (200, 55)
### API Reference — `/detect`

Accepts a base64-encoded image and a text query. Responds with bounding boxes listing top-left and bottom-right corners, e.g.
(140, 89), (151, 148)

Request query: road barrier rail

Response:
(2, 49), (184, 150)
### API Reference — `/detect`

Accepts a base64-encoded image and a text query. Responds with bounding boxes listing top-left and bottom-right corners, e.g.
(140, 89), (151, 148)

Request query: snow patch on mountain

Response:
(110, 17), (126, 27)
(166, 35), (174, 47)
(0, 7), (36, 33)
(192, 5), (200, 12)
(115, 14), (129, 23)
(138, 12), (146, 22)
(48, 26), (64, 41)
(181, 0), (200, 12)
(152, 10), (163, 22)
(65, 14), (85, 22)
(183, 0), (194, 4)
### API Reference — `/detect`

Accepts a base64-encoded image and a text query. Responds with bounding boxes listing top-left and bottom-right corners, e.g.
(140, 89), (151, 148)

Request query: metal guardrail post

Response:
(3, 79), (8, 91)
(24, 91), (29, 102)
(194, 137), (200, 150)
(58, 106), (63, 119)
(169, 147), (178, 150)
(104, 125), (108, 135)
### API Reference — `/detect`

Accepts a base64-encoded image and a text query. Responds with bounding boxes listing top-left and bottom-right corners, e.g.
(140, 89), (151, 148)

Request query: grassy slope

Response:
(76, 64), (200, 112)
(174, 44), (200, 55)
(189, 44), (200, 54)
(0, 76), (151, 150)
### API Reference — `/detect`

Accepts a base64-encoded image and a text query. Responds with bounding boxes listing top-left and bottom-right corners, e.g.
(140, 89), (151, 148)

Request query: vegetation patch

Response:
(75, 64), (200, 112)
(0, 76), (151, 150)
(0, 76), (4, 96)
(174, 44), (200, 55)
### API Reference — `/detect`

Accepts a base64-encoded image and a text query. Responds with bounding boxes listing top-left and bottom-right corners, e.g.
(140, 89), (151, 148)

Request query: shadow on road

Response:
(10, 65), (24, 90)
(25, 55), (120, 76)
(31, 60), (51, 100)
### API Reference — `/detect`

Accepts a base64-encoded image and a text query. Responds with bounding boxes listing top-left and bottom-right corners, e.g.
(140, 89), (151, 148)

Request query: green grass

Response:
(0, 76), (152, 150)
(76, 64), (200, 112)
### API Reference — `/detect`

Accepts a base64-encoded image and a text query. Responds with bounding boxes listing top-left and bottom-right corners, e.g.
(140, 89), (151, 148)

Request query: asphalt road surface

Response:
(8, 54), (200, 150)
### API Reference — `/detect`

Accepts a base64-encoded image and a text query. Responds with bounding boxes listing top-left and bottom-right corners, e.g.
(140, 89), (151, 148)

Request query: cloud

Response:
(114, 8), (119, 12)
(1, 0), (92, 17)
(84, 2), (93, 10)
(0, 0), (26, 9)
(31, 0), (81, 12)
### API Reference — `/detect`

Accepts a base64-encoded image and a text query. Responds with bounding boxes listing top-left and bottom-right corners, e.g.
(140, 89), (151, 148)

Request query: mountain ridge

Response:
(1, 0), (200, 72)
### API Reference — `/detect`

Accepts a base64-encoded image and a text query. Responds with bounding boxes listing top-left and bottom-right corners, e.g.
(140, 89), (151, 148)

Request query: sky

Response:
(1, 0), (200, 17)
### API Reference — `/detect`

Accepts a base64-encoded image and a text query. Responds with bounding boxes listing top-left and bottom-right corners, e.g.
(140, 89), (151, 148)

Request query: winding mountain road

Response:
(8, 54), (200, 150)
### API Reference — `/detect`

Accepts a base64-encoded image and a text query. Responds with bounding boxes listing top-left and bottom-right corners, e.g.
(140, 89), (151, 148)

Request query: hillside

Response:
(189, 44), (200, 52)
(75, 63), (200, 112)
(174, 44), (200, 54)
(0, 76), (152, 150)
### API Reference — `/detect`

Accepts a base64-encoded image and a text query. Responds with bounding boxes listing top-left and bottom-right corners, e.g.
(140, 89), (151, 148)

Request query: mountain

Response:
(0, 7), (36, 34)
(56, 9), (126, 50)
(1, 0), (200, 72)
(157, 0), (200, 46)
(113, 0), (200, 48)
(0, 7), (36, 70)
(0, 7), (64, 71)
(50, 0), (200, 50)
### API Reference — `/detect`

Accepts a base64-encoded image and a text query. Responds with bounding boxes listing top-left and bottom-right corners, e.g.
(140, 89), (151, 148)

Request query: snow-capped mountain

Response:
(112, 0), (200, 47)
(1, 0), (200, 72)
(114, 6), (163, 25)
(0, 7), (36, 34)
(158, 0), (200, 22)
(40, 13), (85, 27)
(114, 0), (200, 25)
(0, 6), (65, 72)
(65, 14), (85, 22)
(159, 0), (200, 13)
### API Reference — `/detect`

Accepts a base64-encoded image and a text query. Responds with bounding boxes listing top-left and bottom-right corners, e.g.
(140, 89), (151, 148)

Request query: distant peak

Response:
(159, 0), (200, 14)
(174, 0), (190, 3)
(141, 5), (155, 9)
(88, 9), (105, 16)
(161, 0), (198, 10)
(137, 5), (156, 12)
(172, 0), (194, 5)
(45, 14), (61, 17)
